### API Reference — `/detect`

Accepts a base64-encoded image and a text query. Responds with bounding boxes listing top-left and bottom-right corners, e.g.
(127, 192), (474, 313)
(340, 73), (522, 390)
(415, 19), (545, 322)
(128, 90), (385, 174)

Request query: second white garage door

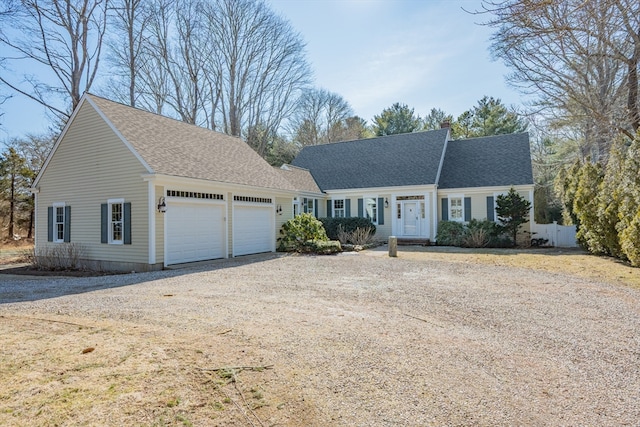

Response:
(233, 205), (274, 256)
(166, 201), (225, 265)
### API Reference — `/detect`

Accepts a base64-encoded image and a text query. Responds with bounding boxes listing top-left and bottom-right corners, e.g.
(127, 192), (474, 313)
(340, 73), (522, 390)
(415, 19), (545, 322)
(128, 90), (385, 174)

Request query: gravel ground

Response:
(1, 248), (639, 426)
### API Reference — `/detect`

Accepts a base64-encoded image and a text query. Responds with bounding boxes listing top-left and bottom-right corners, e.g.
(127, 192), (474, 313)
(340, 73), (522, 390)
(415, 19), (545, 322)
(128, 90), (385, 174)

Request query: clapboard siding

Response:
(36, 102), (149, 264)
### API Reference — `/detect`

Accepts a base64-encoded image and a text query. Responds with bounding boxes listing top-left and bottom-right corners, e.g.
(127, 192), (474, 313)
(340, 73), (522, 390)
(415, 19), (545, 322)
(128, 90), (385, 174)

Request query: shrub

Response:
(278, 213), (328, 252)
(436, 221), (465, 246)
(319, 217), (376, 241)
(33, 243), (85, 270)
(437, 219), (511, 248)
(300, 240), (342, 255)
(335, 224), (375, 245)
(463, 219), (505, 248)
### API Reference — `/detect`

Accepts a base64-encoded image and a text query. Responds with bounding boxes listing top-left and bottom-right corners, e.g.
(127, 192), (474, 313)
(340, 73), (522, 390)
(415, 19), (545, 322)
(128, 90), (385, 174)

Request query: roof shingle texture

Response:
(291, 129), (449, 190)
(438, 133), (533, 189)
(275, 165), (322, 193)
(87, 94), (296, 191)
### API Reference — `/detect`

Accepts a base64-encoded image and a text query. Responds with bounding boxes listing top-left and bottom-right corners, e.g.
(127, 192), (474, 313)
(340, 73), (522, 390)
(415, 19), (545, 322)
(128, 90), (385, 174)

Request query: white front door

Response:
(402, 201), (419, 236)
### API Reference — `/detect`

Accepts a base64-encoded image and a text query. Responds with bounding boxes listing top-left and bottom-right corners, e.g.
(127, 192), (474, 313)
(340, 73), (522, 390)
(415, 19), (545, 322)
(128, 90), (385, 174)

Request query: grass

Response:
(396, 246), (640, 289)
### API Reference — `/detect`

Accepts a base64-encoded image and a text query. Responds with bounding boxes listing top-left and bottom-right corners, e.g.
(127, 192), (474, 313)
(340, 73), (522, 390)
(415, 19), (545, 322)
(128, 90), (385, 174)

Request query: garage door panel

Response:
(233, 205), (273, 256)
(166, 202), (225, 265)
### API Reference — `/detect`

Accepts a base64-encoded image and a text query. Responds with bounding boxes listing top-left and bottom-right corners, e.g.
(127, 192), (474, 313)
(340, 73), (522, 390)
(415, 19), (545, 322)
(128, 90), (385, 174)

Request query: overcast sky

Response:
(0, 0), (524, 140)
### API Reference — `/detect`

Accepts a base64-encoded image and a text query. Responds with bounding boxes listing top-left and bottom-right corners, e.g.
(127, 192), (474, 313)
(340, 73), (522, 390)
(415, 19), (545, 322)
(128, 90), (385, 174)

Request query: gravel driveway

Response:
(1, 248), (639, 426)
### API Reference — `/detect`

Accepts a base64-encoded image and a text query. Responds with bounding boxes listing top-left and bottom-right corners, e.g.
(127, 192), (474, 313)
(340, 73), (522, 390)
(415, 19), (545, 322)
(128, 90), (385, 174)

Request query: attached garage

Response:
(232, 196), (275, 257)
(165, 198), (226, 265)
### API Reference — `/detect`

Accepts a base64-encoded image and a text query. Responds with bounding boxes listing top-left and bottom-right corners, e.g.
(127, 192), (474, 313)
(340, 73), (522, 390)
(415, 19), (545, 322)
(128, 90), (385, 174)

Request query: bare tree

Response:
(202, 0), (311, 147)
(481, 0), (639, 160)
(290, 88), (354, 146)
(107, 0), (150, 107)
(0, 0), (109, 118)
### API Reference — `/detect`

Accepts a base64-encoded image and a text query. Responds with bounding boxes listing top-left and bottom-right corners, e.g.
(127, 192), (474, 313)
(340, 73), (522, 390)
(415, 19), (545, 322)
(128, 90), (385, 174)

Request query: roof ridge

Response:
(85, 93), (245, 143)
(299, 128), (449, 150)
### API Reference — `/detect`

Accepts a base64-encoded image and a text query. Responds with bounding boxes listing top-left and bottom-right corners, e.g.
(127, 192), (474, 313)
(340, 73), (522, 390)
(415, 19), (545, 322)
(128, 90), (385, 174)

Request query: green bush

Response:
(437, 219), (510, 248)
(300, 240), (342, 255)
(319, 217), (376, 240)
(436, 221), (465, 246)
(620, 211), (640, 267)
(277, 213), (328, 252)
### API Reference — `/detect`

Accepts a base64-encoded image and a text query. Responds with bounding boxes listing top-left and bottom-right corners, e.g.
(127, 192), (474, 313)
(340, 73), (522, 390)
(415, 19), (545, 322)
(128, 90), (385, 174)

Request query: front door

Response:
(402, 201), (419, 236)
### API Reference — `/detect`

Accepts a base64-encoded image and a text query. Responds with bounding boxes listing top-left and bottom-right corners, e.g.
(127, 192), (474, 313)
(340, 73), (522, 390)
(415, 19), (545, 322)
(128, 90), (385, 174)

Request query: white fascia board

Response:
(85, 96), (154, 174)
(437, 184), (534, 196)
(324, 184), (437, 197)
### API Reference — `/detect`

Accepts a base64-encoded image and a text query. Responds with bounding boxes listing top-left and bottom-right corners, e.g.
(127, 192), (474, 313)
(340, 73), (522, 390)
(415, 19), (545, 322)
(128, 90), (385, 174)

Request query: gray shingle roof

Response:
(87, 94), (296, 191)
(438, 133), (533, 189)
(275, 165), (322, 193)
(291, 129), (449, 190)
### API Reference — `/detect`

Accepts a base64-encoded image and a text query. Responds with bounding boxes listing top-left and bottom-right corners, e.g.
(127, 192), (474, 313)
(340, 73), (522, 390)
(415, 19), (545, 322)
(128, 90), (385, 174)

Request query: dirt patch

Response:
(1, 251), (639, 426)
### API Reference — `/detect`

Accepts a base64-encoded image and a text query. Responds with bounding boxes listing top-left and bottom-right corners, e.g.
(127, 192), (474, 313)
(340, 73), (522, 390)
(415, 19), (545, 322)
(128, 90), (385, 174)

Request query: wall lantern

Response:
(276, 204), (283, 215)
(157, 196), (167, 213)
(384, 198), (389, 208)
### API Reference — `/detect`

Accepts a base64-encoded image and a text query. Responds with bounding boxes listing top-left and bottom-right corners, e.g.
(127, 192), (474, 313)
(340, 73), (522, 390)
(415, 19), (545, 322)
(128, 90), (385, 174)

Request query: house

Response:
(32, 94), (533, 271)
(292, 129), (534, 243)
(32, 93), (301, 271)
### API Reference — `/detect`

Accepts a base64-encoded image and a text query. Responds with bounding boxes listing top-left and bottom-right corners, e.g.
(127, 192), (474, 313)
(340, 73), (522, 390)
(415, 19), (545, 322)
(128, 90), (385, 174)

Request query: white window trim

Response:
(333, 198), (345, 218)
(292, 197), (300, 216)
(306, 198), (315, 217)
(108, 198), (125, 245)
(53, 202), (65, 243)
(448, 194), (464, 222)
(364, 196), (378, 225)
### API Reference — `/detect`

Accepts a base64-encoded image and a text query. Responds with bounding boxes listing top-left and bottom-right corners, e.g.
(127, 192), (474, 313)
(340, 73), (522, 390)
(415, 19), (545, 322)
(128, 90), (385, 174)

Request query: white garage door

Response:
(233, 205), (274, 256)
(166, 201), (225, 265)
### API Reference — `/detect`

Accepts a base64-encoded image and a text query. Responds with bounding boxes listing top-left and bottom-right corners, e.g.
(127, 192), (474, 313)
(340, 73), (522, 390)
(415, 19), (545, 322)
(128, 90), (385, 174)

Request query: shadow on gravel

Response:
(0, 252), (287, 304)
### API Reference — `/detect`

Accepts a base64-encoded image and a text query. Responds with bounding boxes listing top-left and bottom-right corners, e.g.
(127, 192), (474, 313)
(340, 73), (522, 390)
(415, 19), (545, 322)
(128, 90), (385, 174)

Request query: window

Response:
(333, 199), (345, 217)
(293, 198), (300, 216)
(306, 198), (315, 216)
(54, 203), (65, 243)
(450, 197), (463, 221)
(109, 199), (124, 244)
(365, 198), (377, 224)
(102, 199), (130, 245)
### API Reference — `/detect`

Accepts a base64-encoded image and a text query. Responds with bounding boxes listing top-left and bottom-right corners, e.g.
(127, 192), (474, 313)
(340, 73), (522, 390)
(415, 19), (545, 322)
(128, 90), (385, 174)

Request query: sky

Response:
(0, 0), (524, 140)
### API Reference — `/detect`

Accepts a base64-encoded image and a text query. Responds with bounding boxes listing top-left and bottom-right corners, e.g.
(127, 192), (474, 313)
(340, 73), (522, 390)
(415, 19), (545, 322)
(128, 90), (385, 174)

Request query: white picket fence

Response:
(531, 221), (578, 248)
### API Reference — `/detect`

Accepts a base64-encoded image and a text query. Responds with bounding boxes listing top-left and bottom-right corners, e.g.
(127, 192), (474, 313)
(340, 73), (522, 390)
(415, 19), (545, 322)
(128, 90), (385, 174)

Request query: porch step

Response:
(395, 238), (431, 246)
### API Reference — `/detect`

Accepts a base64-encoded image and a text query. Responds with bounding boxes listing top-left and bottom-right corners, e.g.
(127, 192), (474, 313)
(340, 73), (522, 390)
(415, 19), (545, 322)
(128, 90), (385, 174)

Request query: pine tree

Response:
(495, 187), (532, 246)
(573, 159), (604, 252)
(618, 133), (640, 265)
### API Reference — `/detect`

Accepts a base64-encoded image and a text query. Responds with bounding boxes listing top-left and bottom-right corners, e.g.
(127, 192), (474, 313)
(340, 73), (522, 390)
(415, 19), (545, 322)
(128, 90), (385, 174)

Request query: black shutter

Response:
(314, 200), (318, 217)
(63, 206), (71, 242)
(464, 197), (471, 222)
(345, 199), (351, 217)
(47, 206), (53, 242)
(441, 198), (449, 221)
(101, 203), (108, 243)
(378, 197), (384, 225)
(326, 200), (332, 218)
(358, 198), (363, 217)
(124, 202), (132, 244)
(487, 196), (495, 221)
